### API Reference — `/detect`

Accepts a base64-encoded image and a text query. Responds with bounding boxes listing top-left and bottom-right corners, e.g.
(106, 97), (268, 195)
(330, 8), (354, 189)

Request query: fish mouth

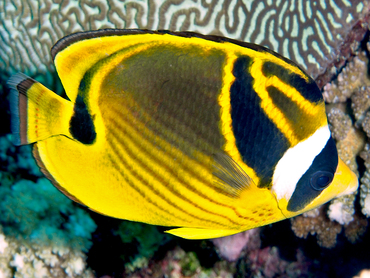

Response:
(271, 158), (359, 221)
(333, 159), (359, 198)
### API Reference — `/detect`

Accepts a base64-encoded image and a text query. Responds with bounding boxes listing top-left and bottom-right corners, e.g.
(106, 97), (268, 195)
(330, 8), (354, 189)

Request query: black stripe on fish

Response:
(262, 61), (322, 104)
(230, 56), (289, 188)
(69, 95), (96, 144)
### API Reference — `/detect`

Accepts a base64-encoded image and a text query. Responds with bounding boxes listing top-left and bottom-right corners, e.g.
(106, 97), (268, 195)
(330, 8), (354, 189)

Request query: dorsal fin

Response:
(50, 29), (304, 102)
(51, 29), (298, 67)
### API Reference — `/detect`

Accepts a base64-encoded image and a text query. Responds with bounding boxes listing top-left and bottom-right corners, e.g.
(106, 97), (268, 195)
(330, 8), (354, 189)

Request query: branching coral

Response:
(291, 207), (342, 248)
(0, 228), (94, 278)
(291, 204), (368, 249)
(327, 106), (353, 141)
(324, 40), (370, 221)
(351, 86), (370, 126)
(292, 34), (370, 249)
(344, 213), (368, 244)
(326, 105), (364, 226)
(323, 51), (370, 103)
(328, 194), (357, 226)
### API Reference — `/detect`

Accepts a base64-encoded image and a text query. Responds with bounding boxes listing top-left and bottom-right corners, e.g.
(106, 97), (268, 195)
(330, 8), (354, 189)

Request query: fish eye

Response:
(310, 171), (334, 191)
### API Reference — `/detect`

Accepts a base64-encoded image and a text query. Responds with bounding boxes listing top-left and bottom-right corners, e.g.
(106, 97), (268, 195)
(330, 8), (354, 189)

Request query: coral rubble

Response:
(0, 229), (94, 278)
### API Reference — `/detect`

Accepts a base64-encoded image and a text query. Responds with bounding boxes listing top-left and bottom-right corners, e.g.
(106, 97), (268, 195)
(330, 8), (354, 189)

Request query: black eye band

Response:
(287, 136), (338, 212)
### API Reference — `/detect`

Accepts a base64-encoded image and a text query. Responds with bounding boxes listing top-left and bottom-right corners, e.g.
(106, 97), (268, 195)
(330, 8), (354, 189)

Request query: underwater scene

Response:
(1, 0), (370, 277)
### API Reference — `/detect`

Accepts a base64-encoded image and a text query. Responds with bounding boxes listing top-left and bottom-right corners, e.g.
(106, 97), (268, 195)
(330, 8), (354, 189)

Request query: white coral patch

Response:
(12, 253), (25, 269)
(328, 199), (354, 225)
(65, 256), (85, 276)
(0, 234), (8, 254)
(363, 194), (370, 216)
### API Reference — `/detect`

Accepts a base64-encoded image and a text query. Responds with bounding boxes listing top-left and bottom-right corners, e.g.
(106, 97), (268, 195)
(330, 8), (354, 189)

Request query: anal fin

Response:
(165, 227), (242, 239)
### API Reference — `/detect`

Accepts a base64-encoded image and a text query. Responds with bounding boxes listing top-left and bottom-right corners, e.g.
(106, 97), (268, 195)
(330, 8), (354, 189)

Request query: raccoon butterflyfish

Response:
(7, 29), (358, 240)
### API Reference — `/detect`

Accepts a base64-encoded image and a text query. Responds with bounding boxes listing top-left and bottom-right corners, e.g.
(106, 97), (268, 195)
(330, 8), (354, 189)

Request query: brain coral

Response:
(0, 0), (369, 90)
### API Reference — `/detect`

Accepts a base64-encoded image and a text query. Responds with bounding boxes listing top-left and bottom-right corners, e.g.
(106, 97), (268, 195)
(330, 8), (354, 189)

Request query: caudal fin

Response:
(7, 73), (74, 145)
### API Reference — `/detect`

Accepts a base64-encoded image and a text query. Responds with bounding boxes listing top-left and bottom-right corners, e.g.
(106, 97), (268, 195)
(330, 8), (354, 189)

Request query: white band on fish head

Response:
(271, 125), (331, 201)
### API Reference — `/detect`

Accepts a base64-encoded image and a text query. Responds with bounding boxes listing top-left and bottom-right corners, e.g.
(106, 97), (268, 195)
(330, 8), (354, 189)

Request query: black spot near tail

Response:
(70, 95), (96, 144)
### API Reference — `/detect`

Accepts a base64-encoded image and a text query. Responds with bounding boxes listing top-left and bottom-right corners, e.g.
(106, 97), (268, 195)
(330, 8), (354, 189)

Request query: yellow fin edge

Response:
(165, 227), (242, 239)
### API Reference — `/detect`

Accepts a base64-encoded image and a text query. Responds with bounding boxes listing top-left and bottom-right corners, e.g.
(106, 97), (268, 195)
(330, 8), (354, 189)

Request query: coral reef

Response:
(113, 221), (172, 271)
(291, 206), (368, 249)
(328, 195), (357, 226)
(240, 246), (310, 278)
(0, 228), (94, 278)
(0, 131), (97, 277)
(323, 51), (370, 103)
(290, 33), (370, 249)
(0, 0), (369, 91)
(125, 246), (235, 278)
(360, 144), (370, 216)
(0, 175), (97, 252)
(211, 228), (260, 261)
(0, 134), (42, 177)
(327, 104), (365, 177)
(325, 105), (364, 226)
(351, 86), (370, 125)
(344, 213), (368, 244)
(123, 244), (310, 278)
(291, 207), (342, 248)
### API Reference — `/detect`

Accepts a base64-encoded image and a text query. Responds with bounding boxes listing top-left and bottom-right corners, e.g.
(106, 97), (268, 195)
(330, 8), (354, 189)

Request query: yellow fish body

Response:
(7, 29), (358, 239)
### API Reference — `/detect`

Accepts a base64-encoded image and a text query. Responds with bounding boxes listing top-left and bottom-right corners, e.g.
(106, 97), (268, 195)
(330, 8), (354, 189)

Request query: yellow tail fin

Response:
(7, 73), (74, 145)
